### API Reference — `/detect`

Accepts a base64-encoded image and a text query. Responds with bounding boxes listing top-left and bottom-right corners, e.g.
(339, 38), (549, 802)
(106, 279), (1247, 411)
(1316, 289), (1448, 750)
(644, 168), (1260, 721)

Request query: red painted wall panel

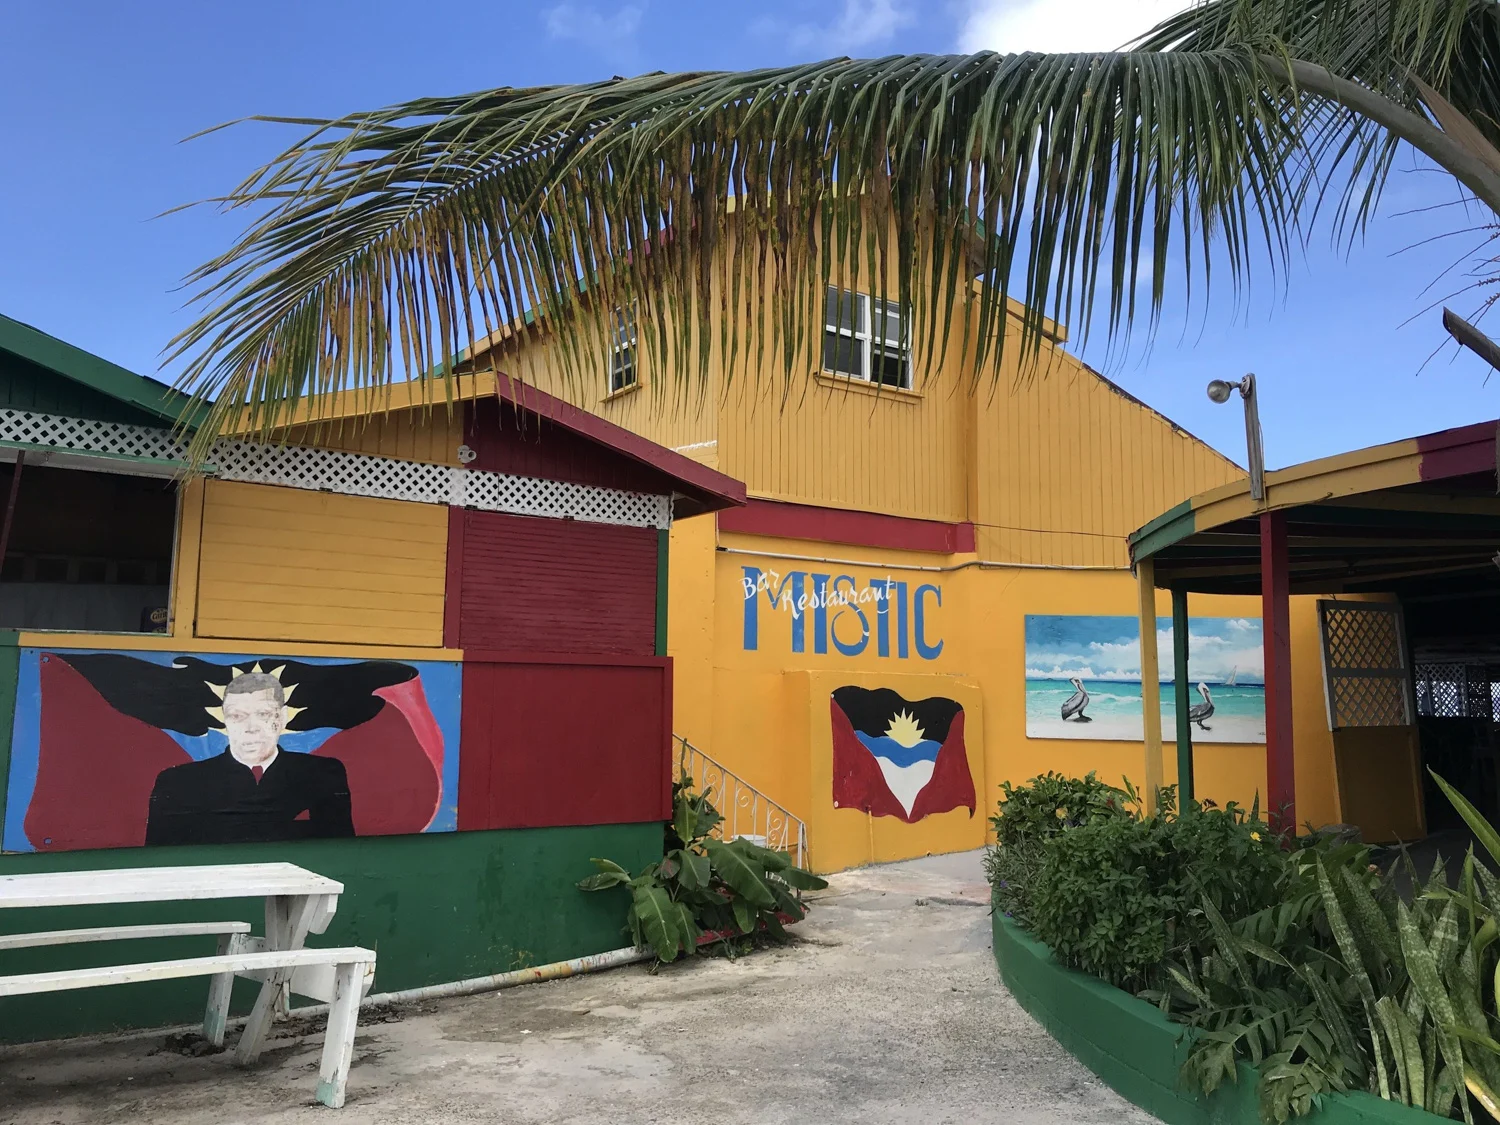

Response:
(458, 656), (673, 830)
(466, 399), (683, 496)
(456, 509), (658, 655)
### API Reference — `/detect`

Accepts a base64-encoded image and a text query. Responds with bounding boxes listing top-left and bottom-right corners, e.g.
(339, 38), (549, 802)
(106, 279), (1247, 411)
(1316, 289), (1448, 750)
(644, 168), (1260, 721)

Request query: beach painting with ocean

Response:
(1025, 615), (1266, 744)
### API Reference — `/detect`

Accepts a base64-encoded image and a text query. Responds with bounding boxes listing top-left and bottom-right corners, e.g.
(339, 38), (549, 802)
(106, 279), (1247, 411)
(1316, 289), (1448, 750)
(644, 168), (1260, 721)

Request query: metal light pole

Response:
(1207, 374), (1265, 500)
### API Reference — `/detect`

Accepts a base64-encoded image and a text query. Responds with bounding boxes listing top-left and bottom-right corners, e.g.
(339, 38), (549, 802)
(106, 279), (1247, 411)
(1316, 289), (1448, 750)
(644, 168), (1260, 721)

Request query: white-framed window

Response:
(608, 308), (638, 394)
(823, 286), (910, 389)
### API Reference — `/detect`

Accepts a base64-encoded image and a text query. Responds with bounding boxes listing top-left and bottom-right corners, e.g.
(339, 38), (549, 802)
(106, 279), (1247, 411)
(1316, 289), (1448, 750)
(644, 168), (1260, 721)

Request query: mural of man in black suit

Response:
(145, 672), (355, 846)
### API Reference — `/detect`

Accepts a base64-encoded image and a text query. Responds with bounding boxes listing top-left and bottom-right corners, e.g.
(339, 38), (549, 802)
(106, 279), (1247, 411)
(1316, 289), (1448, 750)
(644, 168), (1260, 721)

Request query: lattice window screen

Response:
(1318, 601), (1414, 729)
(1414, 662), (1496, 720)
(0, 408), (671, 529)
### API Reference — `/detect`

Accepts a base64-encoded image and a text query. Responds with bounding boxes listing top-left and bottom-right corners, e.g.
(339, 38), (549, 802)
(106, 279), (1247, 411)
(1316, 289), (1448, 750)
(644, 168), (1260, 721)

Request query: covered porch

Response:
(1129, 420), (1500, 841)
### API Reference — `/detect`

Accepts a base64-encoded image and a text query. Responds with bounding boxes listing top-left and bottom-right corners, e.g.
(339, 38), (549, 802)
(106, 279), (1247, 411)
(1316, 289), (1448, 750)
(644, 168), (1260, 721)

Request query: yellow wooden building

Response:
(461, 268), (1360, 871)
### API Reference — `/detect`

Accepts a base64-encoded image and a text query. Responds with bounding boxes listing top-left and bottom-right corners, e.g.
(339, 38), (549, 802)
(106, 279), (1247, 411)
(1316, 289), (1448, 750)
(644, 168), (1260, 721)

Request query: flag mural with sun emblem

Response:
(829, 686), (975, 824)
(2, 648), (461, 852)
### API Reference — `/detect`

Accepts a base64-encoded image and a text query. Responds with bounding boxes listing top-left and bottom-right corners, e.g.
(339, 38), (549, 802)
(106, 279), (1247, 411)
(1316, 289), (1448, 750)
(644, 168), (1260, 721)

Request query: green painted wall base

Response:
(991, 911), (1442, 1125)
(0, 823), (658, 1044)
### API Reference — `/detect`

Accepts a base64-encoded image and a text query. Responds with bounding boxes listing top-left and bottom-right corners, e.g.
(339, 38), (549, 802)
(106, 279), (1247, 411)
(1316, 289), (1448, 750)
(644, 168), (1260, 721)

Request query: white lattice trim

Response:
(0, 409), (671, 529)
(213, 441), (456, 505)
(456, 470), (670, 528)
(0, 408), (190, 462)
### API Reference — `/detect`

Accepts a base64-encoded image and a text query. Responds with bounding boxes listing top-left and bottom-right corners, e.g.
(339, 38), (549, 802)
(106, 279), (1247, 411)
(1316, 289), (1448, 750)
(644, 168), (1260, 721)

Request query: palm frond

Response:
(169, 0), (1500, 452)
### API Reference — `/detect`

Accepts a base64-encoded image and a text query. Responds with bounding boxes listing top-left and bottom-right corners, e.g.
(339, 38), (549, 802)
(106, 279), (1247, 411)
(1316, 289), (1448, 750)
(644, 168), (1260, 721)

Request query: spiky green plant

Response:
(168, 0), (1500, 454)
(1160, 771), (1500, 1123)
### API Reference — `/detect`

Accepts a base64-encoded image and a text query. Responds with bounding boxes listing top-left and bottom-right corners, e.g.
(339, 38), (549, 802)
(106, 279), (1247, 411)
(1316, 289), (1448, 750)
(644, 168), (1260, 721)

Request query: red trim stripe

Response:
(1416, 419), (1498, 483)
(718, 498), (976, 554)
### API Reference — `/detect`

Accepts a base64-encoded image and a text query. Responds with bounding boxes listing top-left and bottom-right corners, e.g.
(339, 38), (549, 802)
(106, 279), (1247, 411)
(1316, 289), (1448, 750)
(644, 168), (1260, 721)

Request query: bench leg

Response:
(202, 932), (247, 1047)
(315, 962), (364, 1109)
(237, 895), (322, 1066)
(234, 971), (281, 1066)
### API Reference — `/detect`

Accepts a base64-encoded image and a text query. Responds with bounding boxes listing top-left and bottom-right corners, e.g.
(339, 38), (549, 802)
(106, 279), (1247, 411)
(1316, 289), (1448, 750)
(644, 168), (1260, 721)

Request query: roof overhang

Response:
(0, 313), (197, 427)
(1130, 420), (1500, 596)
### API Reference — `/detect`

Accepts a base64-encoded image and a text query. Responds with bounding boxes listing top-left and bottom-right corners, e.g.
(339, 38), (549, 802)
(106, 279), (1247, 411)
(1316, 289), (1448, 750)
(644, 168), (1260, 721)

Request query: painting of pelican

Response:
(1025, 615), (1264, 743)
(1189, 682), (1215, 731)
(1060, 678), (1091, 722)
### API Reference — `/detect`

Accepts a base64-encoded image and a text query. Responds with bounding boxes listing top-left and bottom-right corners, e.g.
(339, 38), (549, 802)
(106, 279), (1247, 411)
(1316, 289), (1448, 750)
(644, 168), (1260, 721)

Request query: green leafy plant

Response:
(985, 771), (1131, 926)
(1157, 771), (1500, 1124)
(990, 774), (1285, 989)
(578, 778), (827, 963)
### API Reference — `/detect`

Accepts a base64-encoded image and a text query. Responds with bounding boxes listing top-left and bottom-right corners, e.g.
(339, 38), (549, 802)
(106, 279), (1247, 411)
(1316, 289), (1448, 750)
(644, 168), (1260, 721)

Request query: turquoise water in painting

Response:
(1025, 680), (1267, 742)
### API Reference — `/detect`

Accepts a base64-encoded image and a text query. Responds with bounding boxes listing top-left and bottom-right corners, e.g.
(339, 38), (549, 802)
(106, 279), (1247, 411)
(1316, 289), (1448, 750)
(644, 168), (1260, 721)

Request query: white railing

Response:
(673, 735), (808, 870)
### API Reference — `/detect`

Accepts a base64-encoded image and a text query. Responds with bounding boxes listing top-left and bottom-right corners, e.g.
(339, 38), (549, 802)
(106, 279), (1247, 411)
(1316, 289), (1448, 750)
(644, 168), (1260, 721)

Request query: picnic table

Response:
(0, 862), (375, 1107)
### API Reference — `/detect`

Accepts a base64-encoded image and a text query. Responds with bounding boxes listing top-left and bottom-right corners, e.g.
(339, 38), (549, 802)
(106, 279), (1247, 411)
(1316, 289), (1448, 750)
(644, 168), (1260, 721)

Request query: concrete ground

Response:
(0, 850), (1157, 1124)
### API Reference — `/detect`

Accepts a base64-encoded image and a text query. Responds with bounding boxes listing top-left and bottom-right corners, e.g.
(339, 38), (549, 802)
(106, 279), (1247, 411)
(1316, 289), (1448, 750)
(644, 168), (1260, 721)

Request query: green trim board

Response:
(656, 528), (669, 657)
(0, 821), (659, 1044)
(1129, 498), (1197, 565)
(1171, 589), (1194, 800)
(992, 912), (1441, 1125)
(0, 313), (198, 427)
(0, 632), (17, 845)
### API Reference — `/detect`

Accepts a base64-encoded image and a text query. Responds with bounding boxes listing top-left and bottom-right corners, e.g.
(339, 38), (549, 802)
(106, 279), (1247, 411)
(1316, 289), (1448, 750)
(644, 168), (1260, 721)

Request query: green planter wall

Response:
(0, 824), (657, 1044)
(991, 911), (1442, 1125)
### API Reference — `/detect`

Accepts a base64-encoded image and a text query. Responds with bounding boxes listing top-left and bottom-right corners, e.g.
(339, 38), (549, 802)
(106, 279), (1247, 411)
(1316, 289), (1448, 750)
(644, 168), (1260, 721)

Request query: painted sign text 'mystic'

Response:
(740, 566), (943, 660)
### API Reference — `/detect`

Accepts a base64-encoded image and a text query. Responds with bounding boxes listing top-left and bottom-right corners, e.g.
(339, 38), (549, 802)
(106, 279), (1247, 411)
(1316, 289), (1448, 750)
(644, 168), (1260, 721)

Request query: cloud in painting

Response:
(1023, 615), (1264, 684)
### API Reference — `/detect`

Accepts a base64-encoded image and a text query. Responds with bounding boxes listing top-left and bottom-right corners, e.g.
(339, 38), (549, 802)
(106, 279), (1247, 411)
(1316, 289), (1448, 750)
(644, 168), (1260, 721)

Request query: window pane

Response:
(871, 344), (908, 388)
(823, 331), (864, 377)
(614, 308), (636, 347)
(610, 349), (637, 392)
(825, 287), (861, 334)
(873, 298), (904, 345)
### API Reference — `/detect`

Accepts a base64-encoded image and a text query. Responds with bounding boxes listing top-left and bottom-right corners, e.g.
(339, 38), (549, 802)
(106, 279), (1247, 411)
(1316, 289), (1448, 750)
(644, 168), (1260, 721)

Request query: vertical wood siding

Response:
(195, 480), (448, 646)
(973, 343), (1242, 567)
(462, 239), (1241, 568)
(455, 509), (658, 654)
(501, 332), (719, 467)
(457, 656), (673, 830)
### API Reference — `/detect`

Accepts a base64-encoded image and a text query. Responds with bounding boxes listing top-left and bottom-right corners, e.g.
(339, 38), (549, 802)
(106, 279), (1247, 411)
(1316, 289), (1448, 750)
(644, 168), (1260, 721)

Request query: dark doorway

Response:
(0, 462), (176, 633)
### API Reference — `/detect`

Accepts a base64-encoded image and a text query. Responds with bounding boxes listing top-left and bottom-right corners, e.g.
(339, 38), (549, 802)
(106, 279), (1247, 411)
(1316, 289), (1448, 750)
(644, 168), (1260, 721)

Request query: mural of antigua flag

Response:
(5, 650), (461, 853)
(830, 687), (975, 823)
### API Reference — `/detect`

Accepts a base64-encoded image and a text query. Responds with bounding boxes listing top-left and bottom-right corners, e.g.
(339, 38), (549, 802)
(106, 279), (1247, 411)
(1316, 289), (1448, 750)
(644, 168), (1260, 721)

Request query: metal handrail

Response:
(672, 734), (809, 870)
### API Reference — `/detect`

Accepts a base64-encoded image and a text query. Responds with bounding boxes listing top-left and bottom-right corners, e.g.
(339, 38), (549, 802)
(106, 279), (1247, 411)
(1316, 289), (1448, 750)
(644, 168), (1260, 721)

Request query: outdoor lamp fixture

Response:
(1207, 374), (1266, 501)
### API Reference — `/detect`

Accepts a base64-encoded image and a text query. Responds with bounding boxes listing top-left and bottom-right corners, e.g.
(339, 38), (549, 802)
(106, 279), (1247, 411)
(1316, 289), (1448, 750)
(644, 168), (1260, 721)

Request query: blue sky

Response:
(1, 0), (1494, 469)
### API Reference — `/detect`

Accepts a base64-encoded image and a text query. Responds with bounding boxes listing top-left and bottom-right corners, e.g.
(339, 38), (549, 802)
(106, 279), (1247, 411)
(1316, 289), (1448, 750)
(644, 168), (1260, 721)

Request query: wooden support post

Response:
(1138, 558), (1164, 814)
(1172, 587), (1194, 803)
(1261, 510), (1296, 835)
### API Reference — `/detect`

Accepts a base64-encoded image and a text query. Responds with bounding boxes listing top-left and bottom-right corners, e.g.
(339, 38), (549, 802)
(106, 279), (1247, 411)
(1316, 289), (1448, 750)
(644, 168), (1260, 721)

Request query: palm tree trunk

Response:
(1271, 58), (1500, 216)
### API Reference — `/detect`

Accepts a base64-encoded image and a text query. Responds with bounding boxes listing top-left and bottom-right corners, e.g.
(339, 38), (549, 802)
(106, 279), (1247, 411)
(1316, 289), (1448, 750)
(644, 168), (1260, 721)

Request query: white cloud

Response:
(957, 0), (1189, 54)
(755, 0), (915, 56)
(542, 3), (646, 62)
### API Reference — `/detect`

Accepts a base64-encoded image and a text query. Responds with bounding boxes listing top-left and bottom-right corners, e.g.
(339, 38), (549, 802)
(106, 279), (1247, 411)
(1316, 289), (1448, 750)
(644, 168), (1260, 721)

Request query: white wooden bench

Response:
(0, 945), (375, 1107)
(0, 863), (377, 1108)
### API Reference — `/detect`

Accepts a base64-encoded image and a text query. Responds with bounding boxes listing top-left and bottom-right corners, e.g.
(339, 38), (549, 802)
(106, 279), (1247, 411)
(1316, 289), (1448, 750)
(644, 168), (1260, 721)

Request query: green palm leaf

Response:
(703, 837), (778, 909)
(630, 882), (688, 961)
(166, 0), (1500, 453)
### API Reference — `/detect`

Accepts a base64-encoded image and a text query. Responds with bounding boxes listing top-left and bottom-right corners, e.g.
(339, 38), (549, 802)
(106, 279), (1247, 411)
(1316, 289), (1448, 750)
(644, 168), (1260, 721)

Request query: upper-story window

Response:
(823, 286), (911, 389)
(608, 308), (638, 394)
